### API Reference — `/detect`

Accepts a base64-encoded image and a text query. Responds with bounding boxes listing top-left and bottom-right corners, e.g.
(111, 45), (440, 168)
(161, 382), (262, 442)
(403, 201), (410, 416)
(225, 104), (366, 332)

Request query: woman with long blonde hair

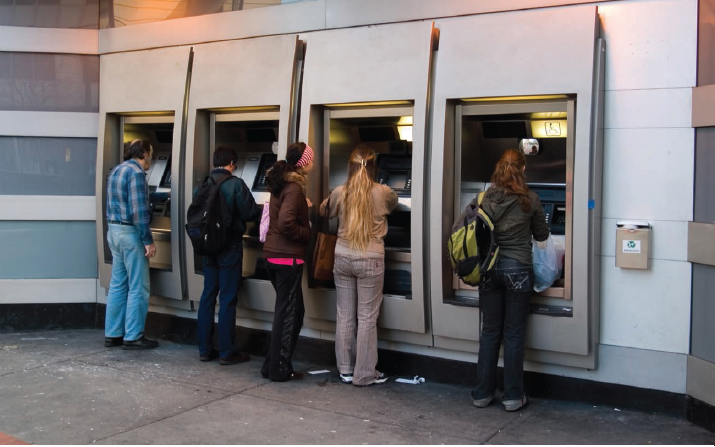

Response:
(320, 145), (398, 387)
(471, 148), (549, 412)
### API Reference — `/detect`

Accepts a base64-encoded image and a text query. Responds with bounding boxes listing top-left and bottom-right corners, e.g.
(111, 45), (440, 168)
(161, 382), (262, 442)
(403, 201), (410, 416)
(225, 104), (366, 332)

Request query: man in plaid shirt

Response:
(104, 139), (159, 350)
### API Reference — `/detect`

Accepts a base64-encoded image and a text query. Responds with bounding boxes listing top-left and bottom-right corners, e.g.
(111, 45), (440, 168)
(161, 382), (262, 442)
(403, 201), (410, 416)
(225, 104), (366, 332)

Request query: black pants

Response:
(261, 261), (305, 381)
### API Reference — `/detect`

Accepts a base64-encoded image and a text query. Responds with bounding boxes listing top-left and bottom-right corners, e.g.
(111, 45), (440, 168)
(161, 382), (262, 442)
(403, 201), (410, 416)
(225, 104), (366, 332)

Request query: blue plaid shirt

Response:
(106, 159), (154, 245)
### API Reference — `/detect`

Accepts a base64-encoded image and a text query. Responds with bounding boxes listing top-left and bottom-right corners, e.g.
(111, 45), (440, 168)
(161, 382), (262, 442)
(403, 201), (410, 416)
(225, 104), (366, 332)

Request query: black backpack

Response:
(185, 173), (232, 256)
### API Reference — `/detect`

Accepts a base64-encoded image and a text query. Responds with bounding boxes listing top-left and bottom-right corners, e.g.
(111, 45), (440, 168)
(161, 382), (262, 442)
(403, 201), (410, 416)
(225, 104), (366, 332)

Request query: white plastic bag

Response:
(259, 201), (270, 243)
(532, 235), (559, 292)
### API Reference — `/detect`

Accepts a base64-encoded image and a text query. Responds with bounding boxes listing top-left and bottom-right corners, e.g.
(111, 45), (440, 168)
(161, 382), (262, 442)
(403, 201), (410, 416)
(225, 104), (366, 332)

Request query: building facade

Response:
(1, 0), (714, 431)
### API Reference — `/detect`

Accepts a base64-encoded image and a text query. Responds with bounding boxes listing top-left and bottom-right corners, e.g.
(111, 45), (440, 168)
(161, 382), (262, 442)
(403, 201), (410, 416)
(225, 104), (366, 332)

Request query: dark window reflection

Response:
(0, 0), (99, 29)
(0, 137), (97, 195)
(0, 52), (99, 112)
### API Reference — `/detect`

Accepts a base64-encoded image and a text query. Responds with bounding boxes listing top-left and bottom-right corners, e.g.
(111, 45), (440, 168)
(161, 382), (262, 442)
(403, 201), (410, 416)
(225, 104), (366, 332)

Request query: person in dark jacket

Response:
(471, 148), (550, 412)
(196, 146), (259, 365)
(261, 142), (314, 381)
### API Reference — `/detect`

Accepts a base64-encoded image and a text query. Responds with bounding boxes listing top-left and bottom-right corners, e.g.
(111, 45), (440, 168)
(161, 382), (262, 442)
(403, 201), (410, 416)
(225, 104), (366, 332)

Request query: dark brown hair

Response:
(265, 142), (306, 195)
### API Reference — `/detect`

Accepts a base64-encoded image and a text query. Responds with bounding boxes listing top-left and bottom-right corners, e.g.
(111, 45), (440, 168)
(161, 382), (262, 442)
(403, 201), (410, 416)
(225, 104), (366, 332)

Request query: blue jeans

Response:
(472, 256), (534, 402)
(105, 224), (150, 342)
(197, 243), (243, 358)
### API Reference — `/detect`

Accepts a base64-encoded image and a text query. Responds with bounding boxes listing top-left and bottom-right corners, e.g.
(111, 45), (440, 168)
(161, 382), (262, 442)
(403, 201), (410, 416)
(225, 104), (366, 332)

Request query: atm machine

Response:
(451, 102), (571, 312)
(322, 110), (414, 300)
(98, 114), (184, 301)
(186, 110), (281, 309)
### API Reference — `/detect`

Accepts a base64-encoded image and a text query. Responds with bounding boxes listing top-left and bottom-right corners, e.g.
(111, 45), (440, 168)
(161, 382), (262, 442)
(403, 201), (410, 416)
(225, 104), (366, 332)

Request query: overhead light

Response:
(397, 125), (413, 142)
(531, 120), (568, 138)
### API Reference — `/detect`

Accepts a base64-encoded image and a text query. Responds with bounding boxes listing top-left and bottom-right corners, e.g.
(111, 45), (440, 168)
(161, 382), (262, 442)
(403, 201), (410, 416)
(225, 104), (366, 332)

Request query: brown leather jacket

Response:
(262, 175), (311, 259)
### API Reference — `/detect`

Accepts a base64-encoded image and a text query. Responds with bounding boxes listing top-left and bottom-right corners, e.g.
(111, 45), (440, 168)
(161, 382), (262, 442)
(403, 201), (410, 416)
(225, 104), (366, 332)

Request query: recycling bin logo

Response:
(627, 241), (636, 249)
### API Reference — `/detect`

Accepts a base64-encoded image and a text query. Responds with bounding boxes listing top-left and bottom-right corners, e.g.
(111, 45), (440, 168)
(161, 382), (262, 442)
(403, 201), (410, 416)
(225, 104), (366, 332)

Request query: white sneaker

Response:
(339, 373), (353, 383)
(354, 371), (388, 387)
(473, 395), (494, 408)
(503, 396), (529, 412)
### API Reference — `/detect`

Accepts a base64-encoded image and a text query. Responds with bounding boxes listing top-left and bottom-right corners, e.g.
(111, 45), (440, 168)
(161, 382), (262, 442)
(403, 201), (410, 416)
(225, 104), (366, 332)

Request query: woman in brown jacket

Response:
(261, 142), (314, 382)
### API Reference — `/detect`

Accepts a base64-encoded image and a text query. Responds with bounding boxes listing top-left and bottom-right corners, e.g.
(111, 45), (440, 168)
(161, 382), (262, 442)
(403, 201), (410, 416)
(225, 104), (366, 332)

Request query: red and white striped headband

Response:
(295, 144), (314, 168)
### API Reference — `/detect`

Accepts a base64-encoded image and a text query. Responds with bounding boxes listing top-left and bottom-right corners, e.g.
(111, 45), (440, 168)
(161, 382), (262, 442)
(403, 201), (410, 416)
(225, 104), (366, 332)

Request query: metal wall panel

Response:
(98, 0), (325, 54)
(0, 26), (98, 54)
(429, 6), (601, 364)
(698, 0), (715, 85)
(0, 221), (97, 279)
(96, 46), (192, 300)
(694, 128), (715, 222)
(183, 34), (301, 307)
(691, 264), (715, 363)
(297, 21), (434, 334)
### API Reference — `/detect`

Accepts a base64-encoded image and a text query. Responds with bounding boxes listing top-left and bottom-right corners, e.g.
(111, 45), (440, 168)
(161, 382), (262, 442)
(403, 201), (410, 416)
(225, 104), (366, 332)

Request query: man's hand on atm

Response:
(145, 243), (157, 258)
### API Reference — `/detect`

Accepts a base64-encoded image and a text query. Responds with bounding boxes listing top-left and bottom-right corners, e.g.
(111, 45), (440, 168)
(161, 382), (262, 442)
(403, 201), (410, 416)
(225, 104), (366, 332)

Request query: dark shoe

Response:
(270, 371), (304, 382)
(219, 351), (250, 365)
(104, 336), (123, 348)
(200, 349), (219, 362)
(122, 336), (159, 350)
(288, 371), (304, 380)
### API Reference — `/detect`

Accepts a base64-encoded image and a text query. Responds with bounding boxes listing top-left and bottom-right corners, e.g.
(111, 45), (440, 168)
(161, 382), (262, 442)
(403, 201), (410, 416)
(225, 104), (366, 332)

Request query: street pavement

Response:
(0, 329), (713, 445)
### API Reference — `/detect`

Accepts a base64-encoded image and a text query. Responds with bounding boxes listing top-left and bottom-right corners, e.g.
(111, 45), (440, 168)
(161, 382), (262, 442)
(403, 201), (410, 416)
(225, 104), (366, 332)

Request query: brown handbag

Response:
(312, 195), (338, 281)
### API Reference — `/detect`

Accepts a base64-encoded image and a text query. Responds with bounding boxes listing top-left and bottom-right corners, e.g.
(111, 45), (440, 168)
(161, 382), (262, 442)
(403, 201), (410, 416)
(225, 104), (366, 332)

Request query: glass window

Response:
(0, 137), (97, 195)
(0, 52), (99, 112)
(98, 0), (314, 28)
(0, 221), (97, 279)
(0, 0), (99, 29)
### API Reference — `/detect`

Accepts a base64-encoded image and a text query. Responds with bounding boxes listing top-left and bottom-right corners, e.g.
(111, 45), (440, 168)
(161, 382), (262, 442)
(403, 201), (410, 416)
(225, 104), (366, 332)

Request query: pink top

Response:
(267, 258), (305, 265)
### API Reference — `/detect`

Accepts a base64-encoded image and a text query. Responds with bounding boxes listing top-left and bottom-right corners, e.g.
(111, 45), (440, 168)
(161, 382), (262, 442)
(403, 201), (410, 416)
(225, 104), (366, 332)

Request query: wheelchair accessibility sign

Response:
(622, 240), (641, 254)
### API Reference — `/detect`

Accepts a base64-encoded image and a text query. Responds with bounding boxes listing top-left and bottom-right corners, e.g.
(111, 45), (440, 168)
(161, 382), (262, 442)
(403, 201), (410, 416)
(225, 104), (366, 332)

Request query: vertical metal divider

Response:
(178, 47), (194, 301)
(423, 24), (440, 334)
(452, 104), (463, 297)
(565, 98), (575, 305)
(588, 38), (606, 364)
(289, 38), (305, 144)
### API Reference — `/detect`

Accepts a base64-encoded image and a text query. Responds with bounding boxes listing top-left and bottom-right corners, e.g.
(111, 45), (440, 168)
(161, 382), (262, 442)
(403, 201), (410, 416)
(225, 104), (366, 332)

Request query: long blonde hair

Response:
(341, 145), (377, 252)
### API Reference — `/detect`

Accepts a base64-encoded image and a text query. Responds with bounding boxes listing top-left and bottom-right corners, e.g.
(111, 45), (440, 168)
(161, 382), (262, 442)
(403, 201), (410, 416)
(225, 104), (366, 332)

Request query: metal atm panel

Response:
(323, 108), (414, 299)
(182, 34), (302, 312)
(96, 45), (193, 302)
(297, 21), (435, 336)
(427, 7), (604, 368)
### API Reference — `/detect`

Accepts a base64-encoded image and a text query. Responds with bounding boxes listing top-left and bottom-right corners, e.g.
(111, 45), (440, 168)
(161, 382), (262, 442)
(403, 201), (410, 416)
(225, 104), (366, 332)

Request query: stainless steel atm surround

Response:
(98, 113), (185, 301)
(451, 99), (574, 307)
(322, 106), (414, 298)
(185, 108), (284, 323)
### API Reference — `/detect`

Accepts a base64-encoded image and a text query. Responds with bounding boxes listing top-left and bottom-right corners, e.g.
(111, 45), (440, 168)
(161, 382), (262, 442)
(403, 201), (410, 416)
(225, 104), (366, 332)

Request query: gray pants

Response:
(333, 254), (385, 386)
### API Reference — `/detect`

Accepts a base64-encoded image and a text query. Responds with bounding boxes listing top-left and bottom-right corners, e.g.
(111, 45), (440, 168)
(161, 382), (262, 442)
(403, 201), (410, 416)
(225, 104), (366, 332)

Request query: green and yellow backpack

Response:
(447, 191), (499, 286)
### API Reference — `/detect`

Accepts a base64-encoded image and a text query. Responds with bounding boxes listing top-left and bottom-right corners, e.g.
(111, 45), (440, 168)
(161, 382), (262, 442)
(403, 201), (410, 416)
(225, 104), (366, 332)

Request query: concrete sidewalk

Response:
(1, 329), (713, 445)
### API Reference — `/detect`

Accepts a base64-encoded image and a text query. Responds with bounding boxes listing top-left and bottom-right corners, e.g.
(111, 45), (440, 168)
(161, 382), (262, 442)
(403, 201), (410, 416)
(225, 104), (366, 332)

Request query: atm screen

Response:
(160, 164), (171, 187)
(386, 172), (408, 190)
